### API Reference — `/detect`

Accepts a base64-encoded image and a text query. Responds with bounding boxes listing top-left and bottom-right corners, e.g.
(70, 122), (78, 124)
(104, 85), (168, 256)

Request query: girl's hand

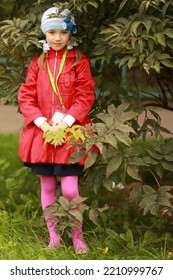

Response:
(51, 120), (68, 131)
(40, 121), (51, 134)
(49, 120), (68, 146)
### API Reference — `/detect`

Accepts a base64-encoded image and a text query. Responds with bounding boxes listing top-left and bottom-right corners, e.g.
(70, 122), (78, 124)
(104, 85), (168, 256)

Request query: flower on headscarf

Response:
(63, 16), (77, 34)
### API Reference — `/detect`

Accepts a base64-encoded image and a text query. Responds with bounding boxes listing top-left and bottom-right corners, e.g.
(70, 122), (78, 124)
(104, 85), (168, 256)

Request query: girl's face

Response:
(45, 30), (70, 51)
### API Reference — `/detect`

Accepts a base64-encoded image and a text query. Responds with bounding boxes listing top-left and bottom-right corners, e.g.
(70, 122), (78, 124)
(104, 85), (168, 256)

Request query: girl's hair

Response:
(38, 47), (82, 69)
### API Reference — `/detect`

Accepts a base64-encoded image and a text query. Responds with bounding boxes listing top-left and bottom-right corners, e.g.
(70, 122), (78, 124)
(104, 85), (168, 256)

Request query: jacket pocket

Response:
(58, 70), (75, 96)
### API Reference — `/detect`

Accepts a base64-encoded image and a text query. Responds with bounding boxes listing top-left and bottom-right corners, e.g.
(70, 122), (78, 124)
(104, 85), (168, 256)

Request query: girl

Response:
(18, 6), (95, 254)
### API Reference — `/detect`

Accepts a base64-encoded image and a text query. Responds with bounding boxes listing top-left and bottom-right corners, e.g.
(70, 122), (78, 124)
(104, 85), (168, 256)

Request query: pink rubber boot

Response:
(72, 222), (89, 254)
(61, 176), (89, 254)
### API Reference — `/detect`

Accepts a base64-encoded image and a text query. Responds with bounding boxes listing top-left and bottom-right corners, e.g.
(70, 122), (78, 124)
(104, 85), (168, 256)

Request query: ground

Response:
(0, 104), (23, 134)
(0, 103), (173, 136)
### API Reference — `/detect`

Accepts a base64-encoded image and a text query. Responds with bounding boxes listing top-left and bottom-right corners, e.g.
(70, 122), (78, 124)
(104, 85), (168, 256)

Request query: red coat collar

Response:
(47, 47), (76, 59)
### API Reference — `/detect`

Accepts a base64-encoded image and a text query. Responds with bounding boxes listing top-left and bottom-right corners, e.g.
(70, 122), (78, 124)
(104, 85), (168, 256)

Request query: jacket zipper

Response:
(51, 51), (58, 163)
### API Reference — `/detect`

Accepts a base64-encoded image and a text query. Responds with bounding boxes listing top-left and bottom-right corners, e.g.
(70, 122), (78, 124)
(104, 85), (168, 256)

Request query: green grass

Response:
(0, 133), (173, 260)
(0, 133), (22, 172)
(0, 210), (170, 260)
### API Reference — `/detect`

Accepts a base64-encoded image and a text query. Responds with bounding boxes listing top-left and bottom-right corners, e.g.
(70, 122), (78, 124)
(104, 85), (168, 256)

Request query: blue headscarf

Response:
(41, 7), (77, 34)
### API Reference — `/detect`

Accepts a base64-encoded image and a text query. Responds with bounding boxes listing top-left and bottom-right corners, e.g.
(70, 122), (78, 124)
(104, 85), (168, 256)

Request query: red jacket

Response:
(18, 47), (95, 165)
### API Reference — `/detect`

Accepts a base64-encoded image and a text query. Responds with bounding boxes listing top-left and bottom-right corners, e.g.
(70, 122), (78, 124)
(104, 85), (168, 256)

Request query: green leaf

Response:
(94, 142), (104, 154)
(142, 185), (156, 195)
(70, 197), (88, 209)
(130, 21), (142, 36)
(88, 208), (99, 226)
(19, 19), (29, 29)
(116, 0), (128, 15)
(97, 204), (109, 212)
(68, 209), (83, 223)
(95, 123), (106, 136)
(59, 196), (70, 211)
(87, 1), (98, 8)
(161, 160), (173, 171)
(164, 154), (173, 161)
(116, 103), (139, 121)
(128, 56), (136, 69)
(106, 154), (122, 178)
(103, 134), (117, 148)
(145, 149), (163, 160)
(160, 59), (173, 68)
(143, 19), (152, 34)
(115, 131), (132, 146)
(155, 164), (164, 179)
(66, 125), (86, 142)
(149, 203), (159, 216)
(0, 20), (13, 26)
(44, 129), (66, 146)
(93, 45), (106, 55)
(156, 33), (166, 47)
(140, 201), (156, 216)
(103, 178), (115, 192)
(163, 28), (173, 39)
(107, 103), (117, 116)
(143, 156), (158, 165)
(1, 27), (16, 38)
(68, 149), (86, 163)
(157, 53), (171, 60)
(93, 174), (103, 193)
(158, 196), (172, 207)
(44, 205), (59, 215)
(127, 165), (141, 181)
(119, 56), (131, 68)
(84, 150), (98, 170)
(102, 146), (118, 159)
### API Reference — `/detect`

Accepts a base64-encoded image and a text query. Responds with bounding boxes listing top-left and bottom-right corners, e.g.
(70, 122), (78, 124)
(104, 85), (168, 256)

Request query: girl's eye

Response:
(48, 31), (55, 34)
(61, 31), (68, 34)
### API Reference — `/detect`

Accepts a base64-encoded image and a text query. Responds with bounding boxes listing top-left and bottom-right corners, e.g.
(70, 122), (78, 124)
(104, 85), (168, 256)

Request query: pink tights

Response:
(40, 175), (59, 247)
(40, 175), (88, 252)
